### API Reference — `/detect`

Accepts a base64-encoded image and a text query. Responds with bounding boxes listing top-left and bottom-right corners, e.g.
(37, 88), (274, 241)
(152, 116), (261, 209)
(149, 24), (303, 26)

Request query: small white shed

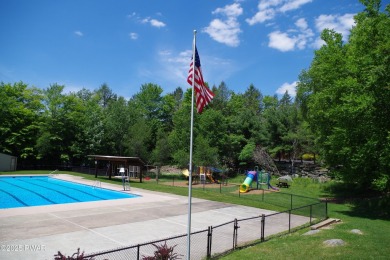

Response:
(0, 153), (17, 171)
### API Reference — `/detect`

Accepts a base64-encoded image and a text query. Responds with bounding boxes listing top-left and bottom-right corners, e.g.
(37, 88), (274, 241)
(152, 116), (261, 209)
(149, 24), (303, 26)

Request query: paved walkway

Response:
(0, 175), (309, 259)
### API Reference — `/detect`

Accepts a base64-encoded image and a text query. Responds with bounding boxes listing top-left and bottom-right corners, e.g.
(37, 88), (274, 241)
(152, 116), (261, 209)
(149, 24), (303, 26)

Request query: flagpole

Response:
(187, 29), (196, 260)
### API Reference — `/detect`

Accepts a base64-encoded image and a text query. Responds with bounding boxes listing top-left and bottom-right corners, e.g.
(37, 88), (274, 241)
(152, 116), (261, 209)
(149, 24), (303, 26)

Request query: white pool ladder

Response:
(49, 169), (59, 178)
(120, 167), (130, 191)
(92, 180), (101, 189)
(123, 177), (130, 191)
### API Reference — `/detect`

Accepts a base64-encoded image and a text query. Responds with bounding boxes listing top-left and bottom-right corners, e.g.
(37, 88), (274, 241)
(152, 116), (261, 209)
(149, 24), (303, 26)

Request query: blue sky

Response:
(0, 0), (368, 99)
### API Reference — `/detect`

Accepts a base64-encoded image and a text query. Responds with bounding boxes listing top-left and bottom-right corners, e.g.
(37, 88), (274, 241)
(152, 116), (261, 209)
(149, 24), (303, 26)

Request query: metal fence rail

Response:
(83, 201), (327, 260)
(157, 178), (320, 212)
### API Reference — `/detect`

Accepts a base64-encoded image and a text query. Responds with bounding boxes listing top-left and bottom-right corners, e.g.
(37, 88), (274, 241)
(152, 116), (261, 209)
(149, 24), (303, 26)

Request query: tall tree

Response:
(103, 96), (130, 156)
(96, 83), (117, 108)
(196, 108), (226, 167)
(36, 84), (84, 164)
(73, 88), (104, 161)
(0, 82), (43, 161)
(168, 89), (193, 168)
(128, 83), (164, 156)
(212, 81), (231, 113)
(297, 0), (390, 191)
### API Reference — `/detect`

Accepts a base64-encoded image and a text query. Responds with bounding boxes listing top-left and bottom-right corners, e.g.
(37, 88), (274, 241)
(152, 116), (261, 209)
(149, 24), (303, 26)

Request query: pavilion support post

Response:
(94, 160), (98, 178)
(109, 163), (112, 180)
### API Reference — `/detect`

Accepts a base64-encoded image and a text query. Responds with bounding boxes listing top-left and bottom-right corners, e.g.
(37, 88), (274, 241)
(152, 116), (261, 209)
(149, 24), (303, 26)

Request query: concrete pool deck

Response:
(0, 175), (310, 259)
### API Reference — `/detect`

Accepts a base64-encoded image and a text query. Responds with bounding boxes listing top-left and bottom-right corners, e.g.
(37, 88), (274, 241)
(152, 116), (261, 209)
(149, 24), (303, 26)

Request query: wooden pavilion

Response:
(88, 155), (145, 182)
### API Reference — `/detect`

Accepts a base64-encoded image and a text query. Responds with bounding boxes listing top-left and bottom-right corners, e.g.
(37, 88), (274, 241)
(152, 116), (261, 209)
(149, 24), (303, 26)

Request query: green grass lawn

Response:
(1, 170), (389, 259)
(218, 179), (390, 260)
(222, 202), (390, 260)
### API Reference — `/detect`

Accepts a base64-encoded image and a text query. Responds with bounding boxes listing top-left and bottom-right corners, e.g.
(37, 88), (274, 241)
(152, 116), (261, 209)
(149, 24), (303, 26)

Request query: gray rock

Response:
(323, 239), (346, 247)
(303, 230), (321, 235)
(278, 175), (293, 182)
(351, 229), (363, 235)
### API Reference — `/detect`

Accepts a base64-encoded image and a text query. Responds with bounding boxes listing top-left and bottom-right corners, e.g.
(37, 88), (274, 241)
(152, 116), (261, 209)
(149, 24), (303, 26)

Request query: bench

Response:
(277, 181), (290, 188)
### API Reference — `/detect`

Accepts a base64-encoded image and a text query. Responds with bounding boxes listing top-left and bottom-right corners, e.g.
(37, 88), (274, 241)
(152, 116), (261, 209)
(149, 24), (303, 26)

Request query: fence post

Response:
(288, 210), (291, 232)
(219, 182), (222, 193)
(290, 194), (293, 209)
(238, 186), (240, 198)
(262, 189), (264, 202)
(310, 205), (313, 225)
(137, 244), (140, 260)
(261, 214), (265, 242)
(325, 200), (328, 219)
(207, 226), (212, 258)
(233, 218), (239, 250)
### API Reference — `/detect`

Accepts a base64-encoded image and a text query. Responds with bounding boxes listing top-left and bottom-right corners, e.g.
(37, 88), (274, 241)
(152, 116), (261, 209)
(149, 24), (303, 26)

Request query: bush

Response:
(54, 248), (88, 260)
(371, 174), (390, 192)
(301, 154), (315, 161)
(142, 242), (182, 260)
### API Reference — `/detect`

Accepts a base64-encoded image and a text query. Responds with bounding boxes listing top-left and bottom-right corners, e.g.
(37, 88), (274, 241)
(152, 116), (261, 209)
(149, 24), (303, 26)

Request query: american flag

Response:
(187, 47), (214, 113)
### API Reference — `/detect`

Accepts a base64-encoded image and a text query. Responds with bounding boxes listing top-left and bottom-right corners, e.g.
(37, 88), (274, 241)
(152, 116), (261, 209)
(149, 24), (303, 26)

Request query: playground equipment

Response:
(240, 171), (257, 193)
(239, 169), (279, 193)
(198, 166), (219, 184)
(182, 168), (199, 184)
(182, 166), (223, 184)
(182, 169), (190, 177)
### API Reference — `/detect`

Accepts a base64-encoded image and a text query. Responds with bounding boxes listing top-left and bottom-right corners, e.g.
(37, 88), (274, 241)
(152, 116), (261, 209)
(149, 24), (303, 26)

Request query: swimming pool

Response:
(0, 176), (139, 209)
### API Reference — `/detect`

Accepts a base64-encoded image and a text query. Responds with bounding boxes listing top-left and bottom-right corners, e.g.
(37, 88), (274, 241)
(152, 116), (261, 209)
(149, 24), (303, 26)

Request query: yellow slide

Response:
(182, 169), (189, 177)
(206, 173), (215, 183)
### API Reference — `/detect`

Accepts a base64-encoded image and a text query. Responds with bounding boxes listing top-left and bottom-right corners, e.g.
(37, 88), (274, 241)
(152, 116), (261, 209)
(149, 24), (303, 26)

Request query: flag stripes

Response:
(187, 47), (214, 113)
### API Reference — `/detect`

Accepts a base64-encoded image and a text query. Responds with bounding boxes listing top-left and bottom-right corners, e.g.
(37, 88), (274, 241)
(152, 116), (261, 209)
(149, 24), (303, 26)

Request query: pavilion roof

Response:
(88, 155), (145, 165)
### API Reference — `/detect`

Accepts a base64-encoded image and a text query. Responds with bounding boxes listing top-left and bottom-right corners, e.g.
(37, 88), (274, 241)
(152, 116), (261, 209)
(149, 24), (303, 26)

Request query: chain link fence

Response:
(83, 201), (327, 260)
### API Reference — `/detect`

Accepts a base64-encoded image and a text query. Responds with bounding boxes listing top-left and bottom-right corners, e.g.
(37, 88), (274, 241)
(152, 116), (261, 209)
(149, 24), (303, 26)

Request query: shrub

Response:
(301, 154), (315, 161)
(142, 242), (182, 260)
(54, 248), (90, 260)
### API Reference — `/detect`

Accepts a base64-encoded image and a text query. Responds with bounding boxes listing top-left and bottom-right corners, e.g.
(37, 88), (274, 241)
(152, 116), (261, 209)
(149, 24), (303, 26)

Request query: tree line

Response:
(1, 0), (389, 191)
(0, 81), (307, 170)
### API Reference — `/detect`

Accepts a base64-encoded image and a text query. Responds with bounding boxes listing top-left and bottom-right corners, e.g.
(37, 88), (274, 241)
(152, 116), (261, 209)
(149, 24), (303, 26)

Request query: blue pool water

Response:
(0, 176), (139, 209)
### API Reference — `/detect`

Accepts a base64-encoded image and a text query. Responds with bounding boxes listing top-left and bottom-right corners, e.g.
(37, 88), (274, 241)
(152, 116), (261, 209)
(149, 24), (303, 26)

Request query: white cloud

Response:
(164, 50), (192, 64)
(268, 31), (296, 51)
(246, 1), (356, 52)
(127, 12), (137, 19)
(279, 0), (313, 13)
(295, 18), (314, 49)
(204, 19), (241, 47)
(156, 49), (192, 88)
(295, 17), (308, 30)
(150, 19), (166, 28)
(246, 0), (312, 25)
(259, 0), (283, 10)
(129, 32), (138, 40)
(315, 13), (355, 41)
(268, 17), (313, 51)
(276, 81), (297, 97)
(213, 2), (243, 17)
(141, 17), (166, 28)
(246, 8), (276, 25)
(312, 37), (326, 49)
(204, 3), (243, 47)
(156, 48), (235, 92)
(74, 31), (83, 37)
(129, 12), (166, 28)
